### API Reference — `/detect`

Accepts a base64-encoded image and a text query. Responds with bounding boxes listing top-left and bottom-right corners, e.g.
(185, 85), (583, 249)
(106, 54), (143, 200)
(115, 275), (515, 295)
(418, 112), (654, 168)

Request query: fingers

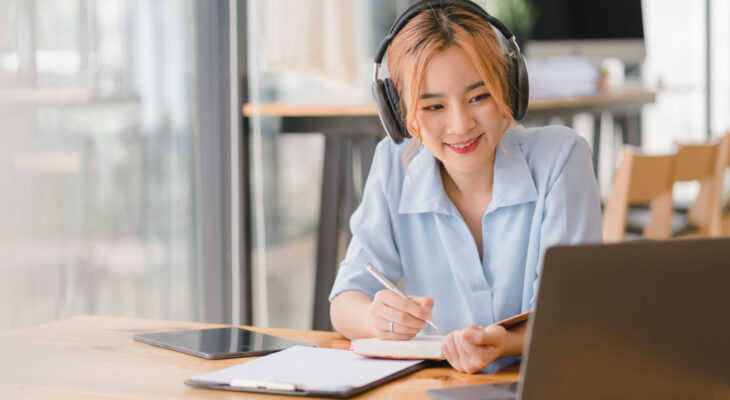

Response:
(409, 295), (434, 313)
(379, 305), (427, 330)
(373, 318), (418, 340)
(442, 326), (503, 374)
(441, 331), (465, 372)
(367, 315), (418, 340)
(382, 292), (432, 322)
(376, 317), (420, 339)
(455, 332), (484, 373)
(369, 291), (433, 339)
(372, 291), (431, 326)
(462, 324), (506, 346)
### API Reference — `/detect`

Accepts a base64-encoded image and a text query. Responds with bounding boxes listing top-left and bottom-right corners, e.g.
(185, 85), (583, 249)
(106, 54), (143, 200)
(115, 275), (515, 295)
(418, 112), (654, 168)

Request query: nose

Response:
(446, 103), (476, 136)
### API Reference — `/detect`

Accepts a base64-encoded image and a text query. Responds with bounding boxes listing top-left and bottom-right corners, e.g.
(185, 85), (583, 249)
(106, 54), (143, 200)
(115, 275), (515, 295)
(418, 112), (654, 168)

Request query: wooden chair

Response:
(603, 147), (677, 242)
(666, 141), (720, 236)
(688, 132), (730, 236)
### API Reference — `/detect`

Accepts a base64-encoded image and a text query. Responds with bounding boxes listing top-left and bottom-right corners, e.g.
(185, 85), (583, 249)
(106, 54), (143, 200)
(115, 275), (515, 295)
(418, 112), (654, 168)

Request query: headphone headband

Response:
(373, 0), (519, 64)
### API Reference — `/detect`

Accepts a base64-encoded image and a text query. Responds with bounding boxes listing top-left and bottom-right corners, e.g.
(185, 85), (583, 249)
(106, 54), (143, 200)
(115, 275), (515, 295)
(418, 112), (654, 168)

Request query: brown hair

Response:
(386, 5), (514, 167)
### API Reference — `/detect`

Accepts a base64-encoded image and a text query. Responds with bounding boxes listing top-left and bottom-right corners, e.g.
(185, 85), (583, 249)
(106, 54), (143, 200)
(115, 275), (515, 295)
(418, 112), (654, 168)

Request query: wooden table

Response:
(0, 315), (519, 399)
(244, 86), (656, 331)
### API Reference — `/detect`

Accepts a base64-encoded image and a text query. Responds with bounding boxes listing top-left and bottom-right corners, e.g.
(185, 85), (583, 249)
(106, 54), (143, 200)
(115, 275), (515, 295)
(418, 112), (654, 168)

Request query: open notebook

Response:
(351, 311), (530, 360)
(351, 334), (445, 359)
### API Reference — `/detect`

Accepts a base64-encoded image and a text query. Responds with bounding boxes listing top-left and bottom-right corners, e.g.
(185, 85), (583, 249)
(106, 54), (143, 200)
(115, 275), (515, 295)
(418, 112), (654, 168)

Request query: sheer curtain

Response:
(260, 0), (358, 84)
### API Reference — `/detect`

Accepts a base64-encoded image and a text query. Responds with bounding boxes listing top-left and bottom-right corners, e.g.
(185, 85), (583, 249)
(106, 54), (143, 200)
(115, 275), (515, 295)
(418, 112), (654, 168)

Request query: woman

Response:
(329, 1), (602, 373)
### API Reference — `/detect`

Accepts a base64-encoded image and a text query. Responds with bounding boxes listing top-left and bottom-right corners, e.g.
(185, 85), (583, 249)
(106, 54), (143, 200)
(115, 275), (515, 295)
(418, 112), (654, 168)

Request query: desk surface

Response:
(0, 316), (519, 399)
(242, 86), (655, 117)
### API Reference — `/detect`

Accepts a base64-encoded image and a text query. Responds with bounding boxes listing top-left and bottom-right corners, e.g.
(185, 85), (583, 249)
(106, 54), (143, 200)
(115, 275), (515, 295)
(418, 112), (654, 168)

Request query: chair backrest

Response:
(603, 147), (676, 242)
(689, 132), (730, 235)
(671, 142), (718, 182)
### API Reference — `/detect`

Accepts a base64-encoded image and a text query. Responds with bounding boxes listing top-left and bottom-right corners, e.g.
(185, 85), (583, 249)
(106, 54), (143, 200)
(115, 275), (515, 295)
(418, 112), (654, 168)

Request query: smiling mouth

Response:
(446, 134), (482, 149)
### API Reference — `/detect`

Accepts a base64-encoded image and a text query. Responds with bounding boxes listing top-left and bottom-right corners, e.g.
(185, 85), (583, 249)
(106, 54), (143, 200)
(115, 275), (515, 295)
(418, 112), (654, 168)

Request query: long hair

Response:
(386, 4), (513, 167)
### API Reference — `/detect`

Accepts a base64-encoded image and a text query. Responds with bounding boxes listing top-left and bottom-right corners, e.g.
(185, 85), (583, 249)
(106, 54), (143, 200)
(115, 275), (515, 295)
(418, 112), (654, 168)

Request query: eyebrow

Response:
(419, 81), (485, 99)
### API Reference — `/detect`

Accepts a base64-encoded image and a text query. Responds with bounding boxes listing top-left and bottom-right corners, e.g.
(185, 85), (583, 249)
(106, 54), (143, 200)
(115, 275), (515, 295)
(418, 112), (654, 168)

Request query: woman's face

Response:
(414, 45), (503, 178)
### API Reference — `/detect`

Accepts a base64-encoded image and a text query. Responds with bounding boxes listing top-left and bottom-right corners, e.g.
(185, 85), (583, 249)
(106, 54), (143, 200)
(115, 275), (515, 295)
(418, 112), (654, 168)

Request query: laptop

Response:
(429, 239), (730, 400)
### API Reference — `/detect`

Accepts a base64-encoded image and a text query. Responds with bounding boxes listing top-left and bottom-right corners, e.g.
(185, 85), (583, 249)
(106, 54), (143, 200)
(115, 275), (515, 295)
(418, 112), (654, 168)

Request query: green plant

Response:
(496, 0), (538, 45)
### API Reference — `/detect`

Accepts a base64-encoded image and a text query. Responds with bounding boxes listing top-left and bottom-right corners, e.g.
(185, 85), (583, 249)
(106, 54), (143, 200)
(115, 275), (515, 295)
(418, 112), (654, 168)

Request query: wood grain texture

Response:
(0, 315), (519, 399)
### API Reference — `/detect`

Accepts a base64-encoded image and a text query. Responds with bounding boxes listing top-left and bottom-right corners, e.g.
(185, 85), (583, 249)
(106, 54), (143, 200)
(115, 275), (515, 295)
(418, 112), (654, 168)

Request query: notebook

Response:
(351, 334), (444, 360)
(185, 345), (430, 398)
(351, 311), (530, 360)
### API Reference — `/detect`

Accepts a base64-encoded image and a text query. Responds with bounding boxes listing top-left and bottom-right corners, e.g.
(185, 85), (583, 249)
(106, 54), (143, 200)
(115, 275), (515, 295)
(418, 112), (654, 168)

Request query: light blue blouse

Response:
(329, 124), (602, 334)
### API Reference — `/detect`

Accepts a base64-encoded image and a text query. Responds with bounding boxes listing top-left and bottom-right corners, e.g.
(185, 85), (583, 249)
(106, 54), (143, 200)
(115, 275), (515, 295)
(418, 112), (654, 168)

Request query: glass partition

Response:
(0, 0), (233, 330)
(245, 0), (410, 328)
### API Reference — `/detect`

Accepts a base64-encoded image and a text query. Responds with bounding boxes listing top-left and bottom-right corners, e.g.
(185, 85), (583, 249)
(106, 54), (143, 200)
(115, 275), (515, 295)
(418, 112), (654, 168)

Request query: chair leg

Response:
(644, 190), (673, 239)
(688, 176), (712, 231)
(602, 149), (631, 242)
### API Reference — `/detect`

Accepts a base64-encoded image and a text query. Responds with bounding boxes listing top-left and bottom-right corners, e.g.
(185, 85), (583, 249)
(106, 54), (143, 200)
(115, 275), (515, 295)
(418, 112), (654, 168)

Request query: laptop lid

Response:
(518, 238), (730, 400)
(429, 238), (730, 400)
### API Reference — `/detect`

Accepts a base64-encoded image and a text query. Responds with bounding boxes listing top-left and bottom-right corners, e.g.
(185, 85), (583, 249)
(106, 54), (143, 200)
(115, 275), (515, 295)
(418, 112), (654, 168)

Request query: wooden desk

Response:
(0, 315), (519, 399)
(244, 87), (655, 331)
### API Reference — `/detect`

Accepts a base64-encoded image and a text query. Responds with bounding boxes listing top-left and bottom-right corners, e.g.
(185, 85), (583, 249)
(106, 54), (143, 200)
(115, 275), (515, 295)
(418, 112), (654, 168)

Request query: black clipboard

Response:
(185, 345), (436, 398)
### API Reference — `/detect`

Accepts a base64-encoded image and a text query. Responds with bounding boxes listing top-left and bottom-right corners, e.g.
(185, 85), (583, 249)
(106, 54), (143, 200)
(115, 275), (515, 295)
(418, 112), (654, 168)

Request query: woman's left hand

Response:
(441, 324), (507, 374)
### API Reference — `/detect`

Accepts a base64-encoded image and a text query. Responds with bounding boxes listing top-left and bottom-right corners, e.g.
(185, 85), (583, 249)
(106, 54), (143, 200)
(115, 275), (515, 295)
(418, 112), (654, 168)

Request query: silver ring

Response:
(388, 321), (394, 333)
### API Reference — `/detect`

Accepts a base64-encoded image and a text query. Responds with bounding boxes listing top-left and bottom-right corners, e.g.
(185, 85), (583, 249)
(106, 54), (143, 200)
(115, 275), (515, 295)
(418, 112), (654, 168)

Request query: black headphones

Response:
(372, 0), (529, 144)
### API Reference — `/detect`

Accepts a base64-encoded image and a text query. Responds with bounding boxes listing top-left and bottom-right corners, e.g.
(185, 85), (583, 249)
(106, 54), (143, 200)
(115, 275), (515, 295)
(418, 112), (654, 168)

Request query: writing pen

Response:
(365, 263), (441, 331)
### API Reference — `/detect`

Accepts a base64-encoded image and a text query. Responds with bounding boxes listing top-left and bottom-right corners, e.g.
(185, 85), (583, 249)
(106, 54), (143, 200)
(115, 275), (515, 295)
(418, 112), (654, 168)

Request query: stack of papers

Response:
(527, 56), (600, 98)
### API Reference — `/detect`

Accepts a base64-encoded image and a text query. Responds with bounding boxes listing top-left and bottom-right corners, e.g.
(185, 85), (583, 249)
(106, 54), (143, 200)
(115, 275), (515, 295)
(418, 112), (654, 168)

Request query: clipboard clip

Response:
(230, 378), (301, 392)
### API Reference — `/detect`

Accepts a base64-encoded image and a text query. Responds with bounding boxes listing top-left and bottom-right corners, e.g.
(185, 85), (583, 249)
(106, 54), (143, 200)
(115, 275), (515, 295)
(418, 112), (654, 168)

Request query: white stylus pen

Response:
(365, 263), (441, 331)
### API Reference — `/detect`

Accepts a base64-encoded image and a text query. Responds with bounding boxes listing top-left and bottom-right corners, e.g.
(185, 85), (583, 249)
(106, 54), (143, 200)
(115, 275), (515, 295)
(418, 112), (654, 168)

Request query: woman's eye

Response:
(469, 93), (491, 103)
(421, 104), (443, 111)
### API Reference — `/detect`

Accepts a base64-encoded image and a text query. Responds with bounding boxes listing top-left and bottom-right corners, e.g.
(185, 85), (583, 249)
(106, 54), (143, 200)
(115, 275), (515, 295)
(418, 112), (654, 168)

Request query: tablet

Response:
(133, 327), (312, 359)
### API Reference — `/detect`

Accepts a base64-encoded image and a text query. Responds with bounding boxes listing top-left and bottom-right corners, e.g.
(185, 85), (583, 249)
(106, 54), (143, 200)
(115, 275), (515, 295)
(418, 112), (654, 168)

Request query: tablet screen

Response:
(134, 327), (312, 359)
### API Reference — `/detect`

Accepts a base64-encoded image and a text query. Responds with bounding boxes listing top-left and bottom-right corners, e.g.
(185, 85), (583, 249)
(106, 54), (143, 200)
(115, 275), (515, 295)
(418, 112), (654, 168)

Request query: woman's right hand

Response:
(368, 290), (434, 340)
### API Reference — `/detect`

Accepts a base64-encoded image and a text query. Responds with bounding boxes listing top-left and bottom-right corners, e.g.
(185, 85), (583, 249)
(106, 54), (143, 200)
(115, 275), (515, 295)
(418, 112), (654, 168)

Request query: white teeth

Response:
(449, 137), (478, 149)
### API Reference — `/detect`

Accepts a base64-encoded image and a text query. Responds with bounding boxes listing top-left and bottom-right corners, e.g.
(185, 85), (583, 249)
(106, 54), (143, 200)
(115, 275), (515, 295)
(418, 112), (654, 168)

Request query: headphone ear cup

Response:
(510, 52), (530, 120)
(383, 78), (409, 139)
(372, 78), (409, 143)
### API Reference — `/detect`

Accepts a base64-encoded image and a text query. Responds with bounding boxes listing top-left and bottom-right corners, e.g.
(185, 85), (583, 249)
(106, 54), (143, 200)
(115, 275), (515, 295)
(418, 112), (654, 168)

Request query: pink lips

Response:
(445, 134), (482, 154)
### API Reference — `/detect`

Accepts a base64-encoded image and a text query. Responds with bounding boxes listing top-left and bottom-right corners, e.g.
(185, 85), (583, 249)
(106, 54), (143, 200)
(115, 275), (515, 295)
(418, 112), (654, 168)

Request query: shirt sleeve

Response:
(529, 134), (603, 309)
(329, 140), (404, 302)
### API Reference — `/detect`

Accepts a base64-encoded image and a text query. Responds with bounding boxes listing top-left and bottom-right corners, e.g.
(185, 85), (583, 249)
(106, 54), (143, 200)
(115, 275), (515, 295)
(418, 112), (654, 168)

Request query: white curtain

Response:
(259, 0), (358, 84)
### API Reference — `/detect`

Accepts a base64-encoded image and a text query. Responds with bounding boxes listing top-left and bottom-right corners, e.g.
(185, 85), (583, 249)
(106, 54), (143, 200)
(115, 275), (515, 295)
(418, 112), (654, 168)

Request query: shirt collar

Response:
(398, 128), (538, 215)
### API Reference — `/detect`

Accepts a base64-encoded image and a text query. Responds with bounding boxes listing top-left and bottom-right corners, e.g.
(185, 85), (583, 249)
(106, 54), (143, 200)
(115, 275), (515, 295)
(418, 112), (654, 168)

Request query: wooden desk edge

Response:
(0, 315), (521, 400)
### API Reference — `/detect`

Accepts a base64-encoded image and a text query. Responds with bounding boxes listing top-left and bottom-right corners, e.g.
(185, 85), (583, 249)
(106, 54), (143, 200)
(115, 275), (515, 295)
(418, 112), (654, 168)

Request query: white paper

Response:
(189, 345), (423, 393)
